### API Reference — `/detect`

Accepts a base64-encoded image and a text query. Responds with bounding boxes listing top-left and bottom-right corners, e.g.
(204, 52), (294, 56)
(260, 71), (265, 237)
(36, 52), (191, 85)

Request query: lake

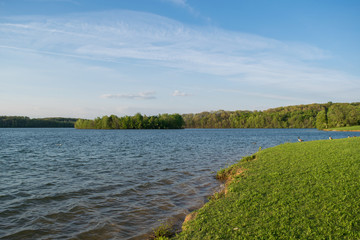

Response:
(1, 128), (358, 239)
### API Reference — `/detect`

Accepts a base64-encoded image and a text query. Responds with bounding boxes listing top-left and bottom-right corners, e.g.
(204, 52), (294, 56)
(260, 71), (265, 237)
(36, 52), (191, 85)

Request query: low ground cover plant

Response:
(175, 137), (360, 239)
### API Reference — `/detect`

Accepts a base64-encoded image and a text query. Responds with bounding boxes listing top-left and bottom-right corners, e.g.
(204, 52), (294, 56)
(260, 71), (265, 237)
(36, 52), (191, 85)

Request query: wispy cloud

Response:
(215, 89), (306, 102)
(164, 0), (187, 7)
(161, 0), (199, 17)
(0, 11), (330, 73)
(25, 0), (80, 4)
(101, 91), (156, 100)
(172, 90), (191, 97)
(0, 10), (358, 105)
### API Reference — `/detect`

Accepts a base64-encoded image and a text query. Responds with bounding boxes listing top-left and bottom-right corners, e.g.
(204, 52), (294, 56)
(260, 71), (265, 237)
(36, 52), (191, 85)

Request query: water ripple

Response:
(1, 128), (359, 239)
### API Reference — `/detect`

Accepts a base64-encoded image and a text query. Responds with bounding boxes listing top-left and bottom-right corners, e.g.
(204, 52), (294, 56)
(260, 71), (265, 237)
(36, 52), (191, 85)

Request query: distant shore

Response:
(0, 116), (77, 128)
(322, 125), (360, 132)
(323, 129), (360, 132)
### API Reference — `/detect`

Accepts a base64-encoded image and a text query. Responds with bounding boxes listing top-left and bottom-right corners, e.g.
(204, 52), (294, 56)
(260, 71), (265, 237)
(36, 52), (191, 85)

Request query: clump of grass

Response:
(175, 137), (360, 239)
(153, 237), (169, 240)
(150, 221), (174, 240)
(208, 189), (225, 201)
(241, 154), (256, 162)
(216, 154), (255, 181)
(181, 211), (198, 231)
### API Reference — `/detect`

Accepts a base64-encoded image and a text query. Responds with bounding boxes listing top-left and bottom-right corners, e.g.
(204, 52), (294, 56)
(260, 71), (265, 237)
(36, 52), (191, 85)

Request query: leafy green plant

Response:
(216, 154), (255, 181)
(154, 237), (169, 240)
(150, 221), (174, 239)
(208, 190), (225, 201)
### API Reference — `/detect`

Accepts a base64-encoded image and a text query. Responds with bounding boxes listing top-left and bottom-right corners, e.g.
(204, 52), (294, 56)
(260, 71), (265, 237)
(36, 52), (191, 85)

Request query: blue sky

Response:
(1, 0), (359, 118)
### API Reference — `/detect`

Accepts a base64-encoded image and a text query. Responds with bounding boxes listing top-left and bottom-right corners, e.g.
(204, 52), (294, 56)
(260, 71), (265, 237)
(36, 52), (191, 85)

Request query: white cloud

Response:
(164, 0), (187, 7)
(172, 90), (191, 97)
(27, 0), (80, 4)
(161, 0), (200, 17)
(101, 91), (156, 100)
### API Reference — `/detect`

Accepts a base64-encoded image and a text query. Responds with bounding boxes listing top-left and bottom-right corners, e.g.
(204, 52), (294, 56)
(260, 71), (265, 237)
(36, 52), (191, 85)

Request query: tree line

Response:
(182, 102), (360, 129)
(2, 102), (359, 129)
(0, 116), (77, 128)
(74, 113), (185, 129)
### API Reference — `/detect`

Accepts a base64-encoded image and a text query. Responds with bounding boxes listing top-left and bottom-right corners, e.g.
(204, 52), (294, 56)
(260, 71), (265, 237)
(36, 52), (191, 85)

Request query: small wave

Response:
(15, 191), (32, 198)
(1, 228), (55, 240)
(46, 211), (77, 222)
(0, 194), (16, 201)
(0, 209), (21, 218)
(16, 148), (35, 154)
(118, 187), (138, 196)
(26, 193), (77, 204)
(160, 167), (176, 172)
(75, 217), (148, 240)
(181, 171), (195, 176)
(68, 205), (89, 215)
(156, 178), (174, 185)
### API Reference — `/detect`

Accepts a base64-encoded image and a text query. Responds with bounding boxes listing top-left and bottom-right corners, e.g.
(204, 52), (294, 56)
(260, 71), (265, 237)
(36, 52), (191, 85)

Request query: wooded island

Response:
(74, 113), (185, 129)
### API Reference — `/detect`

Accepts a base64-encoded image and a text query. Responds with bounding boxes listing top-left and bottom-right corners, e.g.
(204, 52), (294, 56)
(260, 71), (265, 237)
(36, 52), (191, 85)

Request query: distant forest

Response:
(74, 113), (185, 129)
(0, 116), (77, 128)
(183, 102), (360, 129)
(2, 102), (360, 129)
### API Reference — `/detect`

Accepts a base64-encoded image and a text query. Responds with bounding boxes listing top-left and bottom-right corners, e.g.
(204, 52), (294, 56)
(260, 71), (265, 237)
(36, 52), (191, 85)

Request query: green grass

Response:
(150, 221), (174, 240)
(174, 137), (360, 239)
(327, 125), (360, 131)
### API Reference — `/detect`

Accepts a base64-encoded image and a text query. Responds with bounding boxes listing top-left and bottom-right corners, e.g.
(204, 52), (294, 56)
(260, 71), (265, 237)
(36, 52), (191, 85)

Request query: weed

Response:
(208, 190), (225, 201)
(150, 221), (174, 239)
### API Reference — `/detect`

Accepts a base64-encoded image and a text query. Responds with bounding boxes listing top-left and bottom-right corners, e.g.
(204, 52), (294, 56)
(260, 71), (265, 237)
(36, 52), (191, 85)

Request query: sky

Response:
(0, 0), (359, 118)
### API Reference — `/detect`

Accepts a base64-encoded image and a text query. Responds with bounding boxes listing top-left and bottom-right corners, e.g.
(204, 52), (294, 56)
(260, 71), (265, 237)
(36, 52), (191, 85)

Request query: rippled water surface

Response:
(1, 128), (358, 239)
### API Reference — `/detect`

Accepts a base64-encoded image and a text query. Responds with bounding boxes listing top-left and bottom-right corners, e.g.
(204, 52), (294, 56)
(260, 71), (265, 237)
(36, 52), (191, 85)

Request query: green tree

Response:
(316, 110), (327, 129)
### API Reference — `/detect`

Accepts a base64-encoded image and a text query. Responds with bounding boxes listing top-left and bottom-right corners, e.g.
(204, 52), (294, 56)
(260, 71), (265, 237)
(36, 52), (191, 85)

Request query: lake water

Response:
(1, 128), (358, 239)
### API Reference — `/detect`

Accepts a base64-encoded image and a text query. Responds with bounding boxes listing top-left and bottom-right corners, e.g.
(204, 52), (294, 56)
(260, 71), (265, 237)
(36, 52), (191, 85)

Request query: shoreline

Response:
(323, 129), (360, 132)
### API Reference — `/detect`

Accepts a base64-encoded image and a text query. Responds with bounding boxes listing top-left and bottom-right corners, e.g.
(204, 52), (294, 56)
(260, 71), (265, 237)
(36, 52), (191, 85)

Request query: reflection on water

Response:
(1, 128), (358, 239)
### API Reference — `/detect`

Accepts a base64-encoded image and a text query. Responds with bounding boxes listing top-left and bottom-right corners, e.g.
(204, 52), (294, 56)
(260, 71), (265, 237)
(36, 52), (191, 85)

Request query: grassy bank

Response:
(325, 125), (360, 131)
(173, 137), (360, 239)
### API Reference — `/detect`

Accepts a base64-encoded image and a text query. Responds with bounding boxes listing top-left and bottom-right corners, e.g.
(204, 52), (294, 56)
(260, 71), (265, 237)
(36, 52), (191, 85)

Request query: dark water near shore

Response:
(1, 128), (358, 239)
